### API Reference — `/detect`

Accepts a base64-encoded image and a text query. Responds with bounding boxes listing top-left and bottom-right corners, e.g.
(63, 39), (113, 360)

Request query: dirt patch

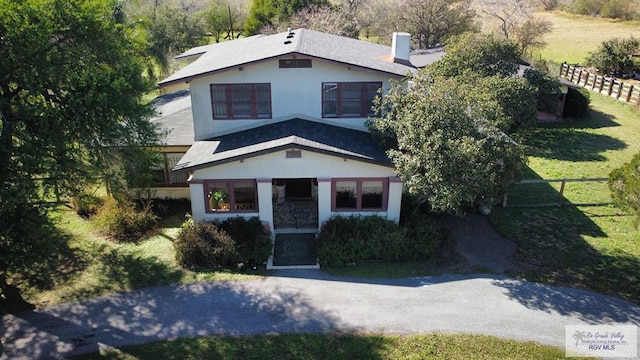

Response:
(432, 213), (519, 273)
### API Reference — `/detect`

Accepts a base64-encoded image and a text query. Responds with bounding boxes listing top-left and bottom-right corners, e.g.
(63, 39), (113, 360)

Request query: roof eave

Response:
(158, 52), (415, 87)
(173, 143), (393, 173)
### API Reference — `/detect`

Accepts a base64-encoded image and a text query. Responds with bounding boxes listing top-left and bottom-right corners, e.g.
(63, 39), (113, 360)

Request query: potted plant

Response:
(209, 190), (229, 210)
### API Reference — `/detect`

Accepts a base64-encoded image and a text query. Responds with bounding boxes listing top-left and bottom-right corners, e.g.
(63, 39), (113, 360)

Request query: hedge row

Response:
(317, 215), (447, 267)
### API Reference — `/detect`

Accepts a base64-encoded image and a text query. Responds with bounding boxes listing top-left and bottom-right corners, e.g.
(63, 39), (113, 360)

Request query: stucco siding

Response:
(188, 58), (395, 139)
(188, 150), (401, 227)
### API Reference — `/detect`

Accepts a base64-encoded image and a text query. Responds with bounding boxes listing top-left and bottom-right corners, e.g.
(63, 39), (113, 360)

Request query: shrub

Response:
(563, 87), (591, 118)
(70, 192), (103, 217)
(174, 221), (238, 268)
(93, 197), (157, 242)
(523, 68), (560, 115)
(218, 217), (271, 266)
(317, 215), (445, 266)
(609, 152), (640, 227)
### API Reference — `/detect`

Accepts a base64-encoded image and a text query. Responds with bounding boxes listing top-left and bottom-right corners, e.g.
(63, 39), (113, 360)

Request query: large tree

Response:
(479, 0), (552, 56)
(129, 0), (208, 76)
(0, 0), (161, 310)
(368, 73), (527, 213)
(396, 0), (477, 49)
(244, 0), (330, 35)
(259, 5), (357, 37)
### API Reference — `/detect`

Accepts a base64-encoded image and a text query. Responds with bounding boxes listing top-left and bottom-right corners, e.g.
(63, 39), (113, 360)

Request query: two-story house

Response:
(156, 29), (416, 239)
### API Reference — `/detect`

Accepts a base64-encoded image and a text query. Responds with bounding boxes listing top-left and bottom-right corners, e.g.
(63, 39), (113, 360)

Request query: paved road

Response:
(2, 271), (640, 359)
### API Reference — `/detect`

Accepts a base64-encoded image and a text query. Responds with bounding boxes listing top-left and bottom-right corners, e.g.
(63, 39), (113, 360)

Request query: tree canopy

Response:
(368, 73), (527, 213)
(0, 0), (161, 310)
(429, 33), (522, 78)
(609, 152), (640, 227)
(586, 37), (640, 76)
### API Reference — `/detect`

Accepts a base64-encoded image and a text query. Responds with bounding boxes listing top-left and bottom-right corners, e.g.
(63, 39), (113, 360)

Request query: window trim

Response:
(204, 179), (259, 213)
(331, 178), (388, 212)
(322, 82), (381, 118)
(210, 83), (272, 120)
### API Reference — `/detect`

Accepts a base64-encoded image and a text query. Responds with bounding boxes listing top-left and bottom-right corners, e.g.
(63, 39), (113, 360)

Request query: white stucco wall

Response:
(188, 58), (396, 139)
(188, 149), (401, 230)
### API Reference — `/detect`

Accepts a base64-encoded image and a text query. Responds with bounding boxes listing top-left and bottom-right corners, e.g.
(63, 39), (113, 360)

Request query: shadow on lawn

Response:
(519, 108), (627, 162)
(520, 127), (626, 162)
(491, 167), (640, 306)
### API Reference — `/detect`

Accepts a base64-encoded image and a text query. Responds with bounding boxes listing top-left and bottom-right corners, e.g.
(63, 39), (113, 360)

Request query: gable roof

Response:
(159, 29), (416, 87)
(173, 118), (392, 172)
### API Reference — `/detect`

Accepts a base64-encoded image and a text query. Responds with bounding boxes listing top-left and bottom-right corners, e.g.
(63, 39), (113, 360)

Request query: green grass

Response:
(534, 11), (640, 64)
(17, 206), (261, 308)
(75, 333), (574, 360)
(490, 93), (640, 304)
(323, 256), (469, 279)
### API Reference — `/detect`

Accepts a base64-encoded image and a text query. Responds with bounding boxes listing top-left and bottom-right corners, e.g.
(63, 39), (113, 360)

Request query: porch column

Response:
(387, 177), (403, 224)
(317, 178), (332, 229)
(188, 181), (206, 222)
(257, 178), (274, 234)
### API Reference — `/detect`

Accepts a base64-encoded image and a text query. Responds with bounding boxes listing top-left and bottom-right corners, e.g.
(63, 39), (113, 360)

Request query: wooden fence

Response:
(502, 177), (612, 207)
(560, 63), (640, 105)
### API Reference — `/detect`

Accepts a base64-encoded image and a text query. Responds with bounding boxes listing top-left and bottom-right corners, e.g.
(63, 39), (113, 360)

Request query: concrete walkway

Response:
(2, 271), (640, 359)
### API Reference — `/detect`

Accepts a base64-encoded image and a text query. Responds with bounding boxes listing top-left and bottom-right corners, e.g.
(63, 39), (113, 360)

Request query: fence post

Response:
(598, 75), (605, 93)
(558, 179), (566, 205)
(569, 67), (576, 82)
(626, 85), (634, 103)
(577, 69), (583, 85)
(607, 79), (614, 96)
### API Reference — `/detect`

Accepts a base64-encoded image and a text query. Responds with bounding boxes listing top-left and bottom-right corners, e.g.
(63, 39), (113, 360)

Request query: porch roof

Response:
(173, 118), (393, 172)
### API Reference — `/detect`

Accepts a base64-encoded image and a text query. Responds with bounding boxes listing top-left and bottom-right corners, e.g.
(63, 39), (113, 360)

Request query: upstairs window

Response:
(211, 83), (272, 119)
(322, 82), (381, 118)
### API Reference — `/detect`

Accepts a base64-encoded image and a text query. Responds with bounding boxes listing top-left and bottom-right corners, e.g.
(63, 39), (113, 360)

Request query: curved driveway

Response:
(2, 271), (640, 359)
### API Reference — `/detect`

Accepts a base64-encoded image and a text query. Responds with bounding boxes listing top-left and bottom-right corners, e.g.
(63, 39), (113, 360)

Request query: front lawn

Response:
(76, 333), (573, 360)
(16, 206), (260, 308)
(490, 93), (640, 304)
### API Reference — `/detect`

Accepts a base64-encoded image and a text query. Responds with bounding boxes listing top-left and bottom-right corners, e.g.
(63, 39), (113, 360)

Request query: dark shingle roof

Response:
(173, 118), (392, 172)
(159, 29), (416, 86)
(150, 90), (194, 146)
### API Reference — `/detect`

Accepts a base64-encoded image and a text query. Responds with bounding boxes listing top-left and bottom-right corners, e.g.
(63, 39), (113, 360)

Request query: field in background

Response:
(534, 12), (640, 64)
